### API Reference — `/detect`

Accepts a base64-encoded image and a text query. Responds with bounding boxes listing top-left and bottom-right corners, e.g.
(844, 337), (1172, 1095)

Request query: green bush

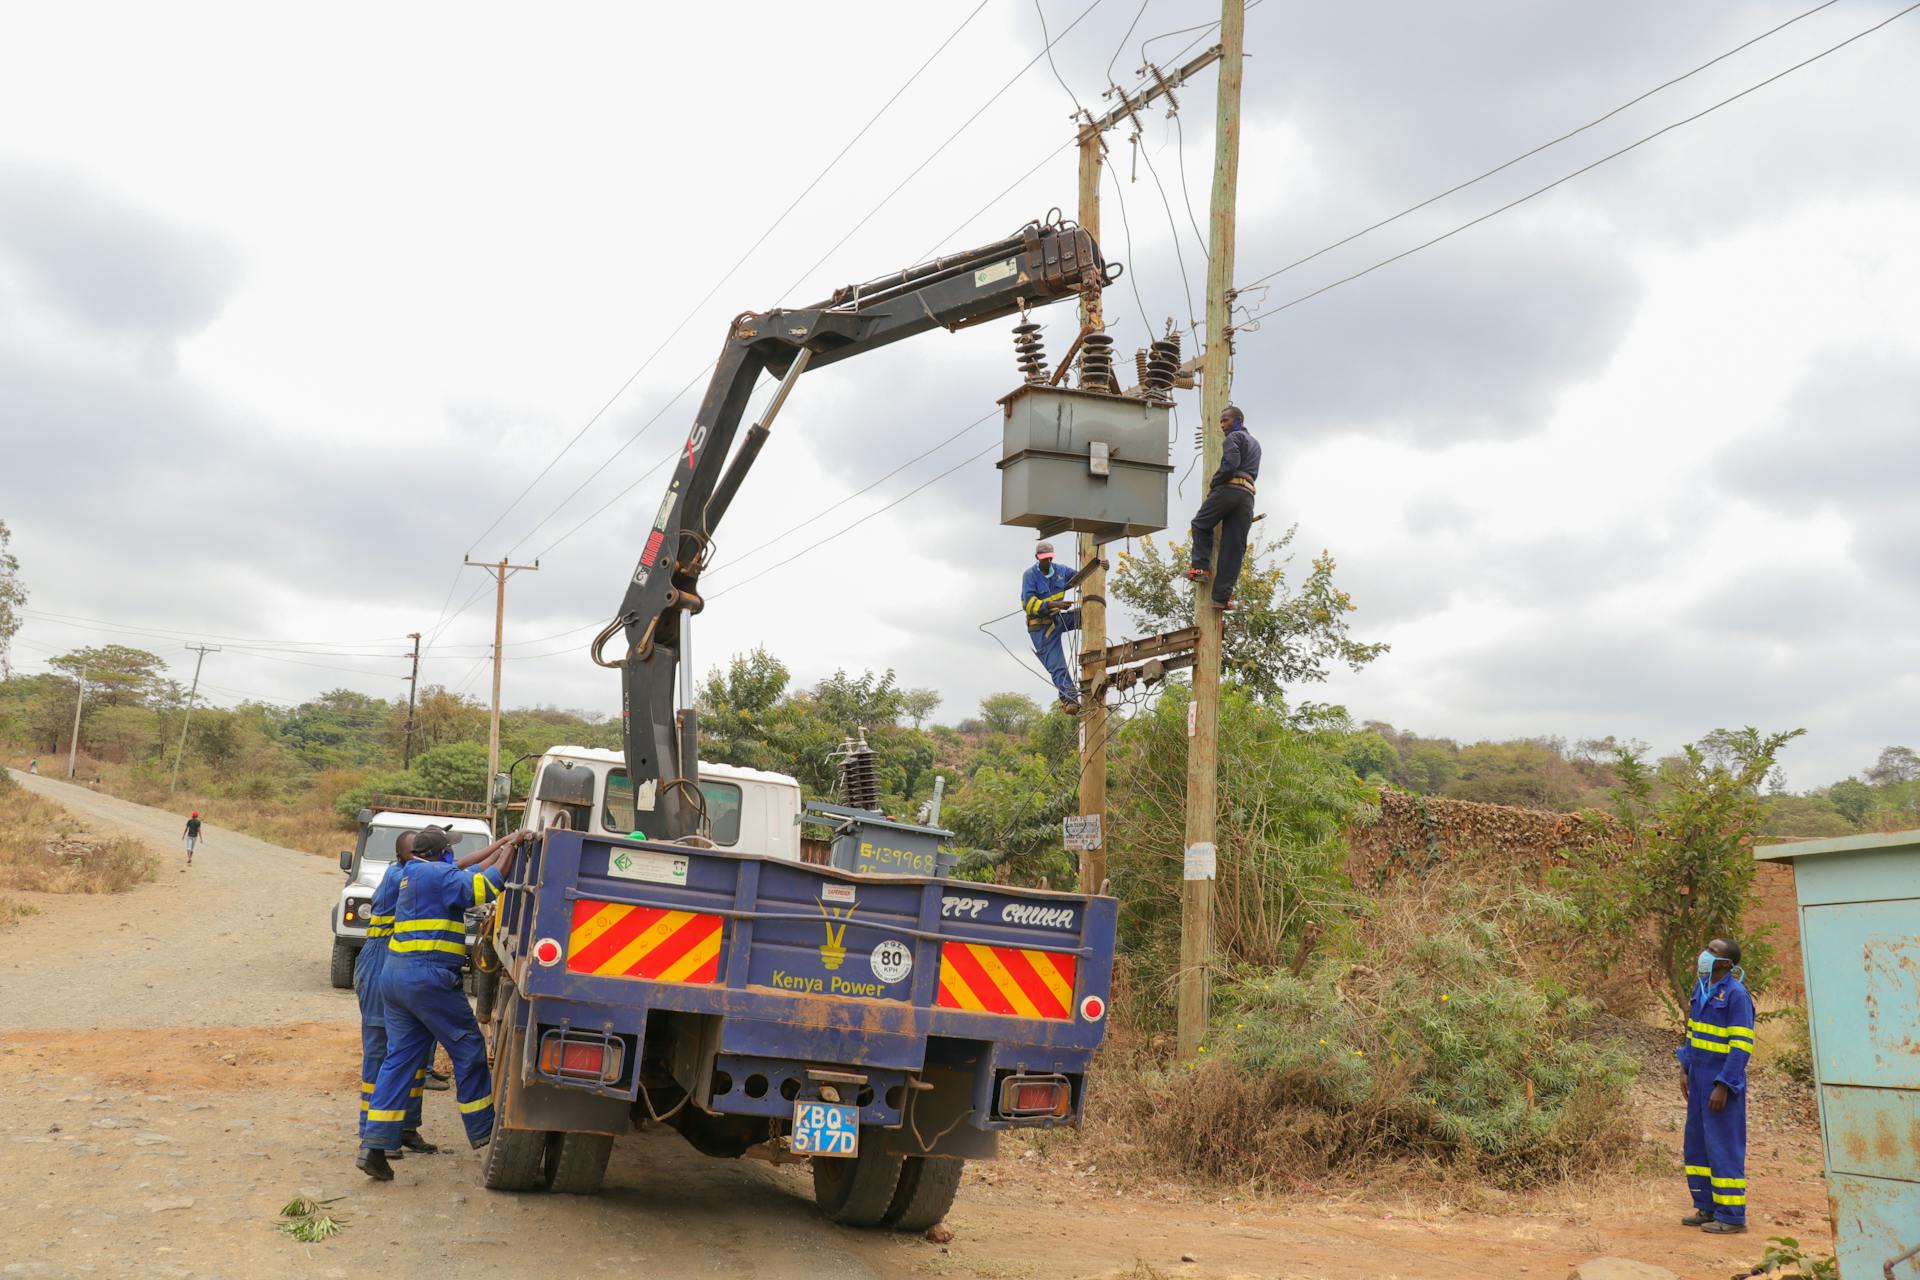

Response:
(1093, 872), (1639, 1189)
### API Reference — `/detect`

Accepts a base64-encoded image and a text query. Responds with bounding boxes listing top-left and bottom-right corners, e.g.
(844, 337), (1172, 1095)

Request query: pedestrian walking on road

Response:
(26, 757), (37, 775)
(1678, 937), (1753, 1235)
(1021, 540), (1082, 713)
(181, 812), (202, 868)
(358, 828), (527, 1181)
(1184, 405), (1261, 610)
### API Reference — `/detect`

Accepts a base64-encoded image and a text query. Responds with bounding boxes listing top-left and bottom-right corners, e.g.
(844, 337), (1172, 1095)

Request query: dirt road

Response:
(0, 771), (1833, 1279)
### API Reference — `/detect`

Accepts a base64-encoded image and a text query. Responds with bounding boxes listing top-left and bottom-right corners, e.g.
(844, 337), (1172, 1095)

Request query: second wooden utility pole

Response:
(465, 557), (538, 824)
(168, 643), (220, 795)
(1177, 0), (1245, 1065)
(402, 631), (422, 768)
(1073, 40), (1224, 896)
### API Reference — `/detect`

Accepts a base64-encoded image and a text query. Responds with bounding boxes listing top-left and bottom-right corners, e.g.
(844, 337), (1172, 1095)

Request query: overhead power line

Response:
(1247, 0), (1846, 293)
(1237, 0), (1920, 319)
(457, 0), (997, 563)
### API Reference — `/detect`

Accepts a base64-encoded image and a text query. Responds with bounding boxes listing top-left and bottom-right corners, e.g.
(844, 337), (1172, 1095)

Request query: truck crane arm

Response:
(596, 217), (1111, 840)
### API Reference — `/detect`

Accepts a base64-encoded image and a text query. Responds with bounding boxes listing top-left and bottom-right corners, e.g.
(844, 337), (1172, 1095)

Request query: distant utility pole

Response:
(1177, 0), (1245, 1064)
(402, 631), (422, 768)
(465, 557), (538, 821)
(65, 668), (88, 779)
(1073, 39), (1224, 895)
(168, 644), (221, 795)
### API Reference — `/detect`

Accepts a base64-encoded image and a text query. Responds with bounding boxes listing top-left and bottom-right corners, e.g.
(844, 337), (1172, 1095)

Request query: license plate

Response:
(790, 1101), (859, 1157)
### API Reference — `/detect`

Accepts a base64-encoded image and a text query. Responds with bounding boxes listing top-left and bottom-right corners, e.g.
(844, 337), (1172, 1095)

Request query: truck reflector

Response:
(935, 942), (1075, 1020)
(566, 900), (723, 984)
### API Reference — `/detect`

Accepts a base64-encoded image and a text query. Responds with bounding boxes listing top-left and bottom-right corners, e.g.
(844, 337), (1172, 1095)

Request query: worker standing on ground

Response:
(1184, 405), (1261, 610)
(358, 827), (526, 1180)
(353, 829), (435, 1160)
(1678, 936), (1753, 1235)
(1022, 540), (1081, 713)
(181, 812), (201, 868)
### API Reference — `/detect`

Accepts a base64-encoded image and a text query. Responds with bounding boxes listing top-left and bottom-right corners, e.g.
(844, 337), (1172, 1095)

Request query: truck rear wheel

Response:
(811, 1143), (905, 1227)
(329, 939), (356, 990)
(543, 1132), (614, 1194)
(881, 1156), (964, 1232)
(480, 989), (550, 1192)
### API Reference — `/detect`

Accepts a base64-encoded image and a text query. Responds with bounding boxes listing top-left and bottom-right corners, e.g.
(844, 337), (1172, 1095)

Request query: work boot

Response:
(1215, 596), (1237, 611)
(1679, 1209), (1713, 1226)
(399, 1130), (439, 1154)
(1058, 699), (1081, 715)
(1184, 567), (1210, 583)
(424, 1069), (451, 1092)
(356, 1145), (394, 1181)
(1700, 1220), (1747, 1234)
(470, 1130), (493, 1151)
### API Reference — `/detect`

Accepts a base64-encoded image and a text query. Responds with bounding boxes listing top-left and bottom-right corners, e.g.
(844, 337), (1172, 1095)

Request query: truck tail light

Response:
(537, 1030), (624, 1083)
(997, 1073), (1072, 1119)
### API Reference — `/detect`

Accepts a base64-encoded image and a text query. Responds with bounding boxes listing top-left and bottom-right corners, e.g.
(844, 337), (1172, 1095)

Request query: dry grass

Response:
(0, 772), (157, 894)
(26, 756), (356, 860)
(0, 896), (39, 927)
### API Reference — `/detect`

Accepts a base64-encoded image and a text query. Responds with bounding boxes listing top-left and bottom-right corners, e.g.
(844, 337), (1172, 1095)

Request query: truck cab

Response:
(522, 745), (801, 859)
(330, 807), (494, 989)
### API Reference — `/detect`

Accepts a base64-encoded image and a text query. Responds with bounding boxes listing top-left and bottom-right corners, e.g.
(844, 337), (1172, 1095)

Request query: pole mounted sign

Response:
(1063, 814), (1103, 852)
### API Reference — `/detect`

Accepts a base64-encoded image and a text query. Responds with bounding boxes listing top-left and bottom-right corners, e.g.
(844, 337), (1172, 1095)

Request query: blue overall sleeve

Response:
(1713, 984), (1755, 1095)
(469, 866), (504, 907)
(1675, 982), (1703, 1070)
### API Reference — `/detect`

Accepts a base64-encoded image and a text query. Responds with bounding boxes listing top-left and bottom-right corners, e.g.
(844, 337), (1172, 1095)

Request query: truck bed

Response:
(492, 828), (1115, 1137)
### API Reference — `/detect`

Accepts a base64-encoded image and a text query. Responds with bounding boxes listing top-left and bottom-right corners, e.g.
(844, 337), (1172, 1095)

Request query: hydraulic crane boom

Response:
(593, 217), (1111, 841)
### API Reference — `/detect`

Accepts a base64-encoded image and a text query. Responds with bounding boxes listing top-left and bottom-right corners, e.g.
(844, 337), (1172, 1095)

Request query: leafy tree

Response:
(1446, 738), (1587, 810)
(812, 668), (906, 728)
(1760, 793), (1855, 838)
(413, 742), (489, 801)
(87, 705), (161, 761)
(405, 685), (489, 755)
(978, 692), (1042, 739)
(946, 753), (1076, 885)
(1108, 687), (1371, 1026)
(49, 645), (169, 709)
(900, 687), (941, 730)
(1559, 726), (1804, 1003)
(1825, 778), (1875, 826)
(1110, 526), (1385, 707)
(1341, 730), (1399, 782)
(0, 520), (24, 677)
(1865, 745), (1920, 786)
(698, 647), (792, 773)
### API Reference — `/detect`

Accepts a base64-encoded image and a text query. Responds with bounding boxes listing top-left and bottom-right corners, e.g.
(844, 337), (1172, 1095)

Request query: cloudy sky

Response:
(3, 0), (1915, 788)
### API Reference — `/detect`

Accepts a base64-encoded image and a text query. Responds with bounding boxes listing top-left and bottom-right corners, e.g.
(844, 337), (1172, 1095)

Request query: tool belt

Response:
(1226, 472), (1256, 494)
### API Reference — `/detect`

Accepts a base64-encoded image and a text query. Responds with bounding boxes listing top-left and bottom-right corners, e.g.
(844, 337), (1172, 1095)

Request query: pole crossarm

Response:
(1080, 626), (1199, 671)
(1078, 44), (1225, 142)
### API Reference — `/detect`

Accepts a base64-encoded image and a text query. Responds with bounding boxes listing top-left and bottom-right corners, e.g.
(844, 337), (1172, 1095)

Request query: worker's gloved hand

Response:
(1679, 1072), (1689, 1103)
(1709, 1082), (1730, 1113)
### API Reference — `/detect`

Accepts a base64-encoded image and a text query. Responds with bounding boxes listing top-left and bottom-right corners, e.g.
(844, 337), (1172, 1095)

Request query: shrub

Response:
(1089, 871), (1639, 1189)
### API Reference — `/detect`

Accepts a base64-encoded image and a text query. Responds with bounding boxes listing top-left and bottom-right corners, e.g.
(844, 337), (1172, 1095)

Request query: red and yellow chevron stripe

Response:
(565, 900), (723, 984)
(936, 942), (1076, 1020)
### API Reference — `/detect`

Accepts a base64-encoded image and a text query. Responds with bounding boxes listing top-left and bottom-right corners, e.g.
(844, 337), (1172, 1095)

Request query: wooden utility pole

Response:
(65, 669), (87, 779)
(1177, 0), (1244, 1064)
(168, 644), (220, 795)
(402, 631), (422, 768)
(1073, 41), (1224, 895)
(465, 557), (538, 824)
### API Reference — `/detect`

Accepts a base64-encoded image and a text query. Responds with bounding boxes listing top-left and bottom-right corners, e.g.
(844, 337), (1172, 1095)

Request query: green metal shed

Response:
(1757, 829), (1920, 1279)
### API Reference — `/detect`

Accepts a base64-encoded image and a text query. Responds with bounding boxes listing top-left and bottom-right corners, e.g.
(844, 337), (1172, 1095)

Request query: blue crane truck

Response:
(479, 217), (1124, 1226)
(479, 826), (1116, 1229)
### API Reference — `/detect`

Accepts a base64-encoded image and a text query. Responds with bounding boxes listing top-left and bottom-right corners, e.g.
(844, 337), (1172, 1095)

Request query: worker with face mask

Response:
(1677, 937), (1753, 1234)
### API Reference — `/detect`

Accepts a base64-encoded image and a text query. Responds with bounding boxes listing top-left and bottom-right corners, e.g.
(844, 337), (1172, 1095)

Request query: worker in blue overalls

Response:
(358, 827), (527, 1181)
(1678, 936), (1753, 1234)
(354, 828), (434, 1158)
(1022, 539), (1081, 713)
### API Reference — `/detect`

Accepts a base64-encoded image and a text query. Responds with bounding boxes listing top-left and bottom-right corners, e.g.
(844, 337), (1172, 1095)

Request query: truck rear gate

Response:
(493, 830), (1112, 1139)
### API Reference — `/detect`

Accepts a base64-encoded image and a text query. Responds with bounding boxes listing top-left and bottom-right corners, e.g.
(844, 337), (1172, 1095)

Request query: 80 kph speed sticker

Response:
(870, 939), (913, 985)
